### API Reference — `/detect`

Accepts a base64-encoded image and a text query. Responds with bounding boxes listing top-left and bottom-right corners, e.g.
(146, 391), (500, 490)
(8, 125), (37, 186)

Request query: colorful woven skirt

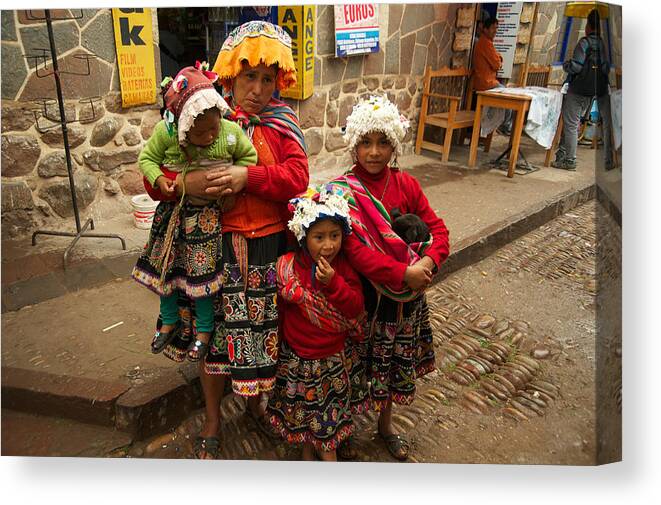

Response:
(267, 339), (369, 452)
(132, 200), (223, 299)
(161, 231), (286, 397)
(361, 278), (436, 410)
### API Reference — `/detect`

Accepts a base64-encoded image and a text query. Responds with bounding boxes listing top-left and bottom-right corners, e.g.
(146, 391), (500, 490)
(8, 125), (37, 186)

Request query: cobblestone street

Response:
(101, 200), (620, 464)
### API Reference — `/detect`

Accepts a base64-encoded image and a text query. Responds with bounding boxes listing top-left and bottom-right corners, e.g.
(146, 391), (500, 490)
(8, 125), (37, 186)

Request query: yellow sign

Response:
(112, 8), (157, 107)
(278, 5), (315, 100)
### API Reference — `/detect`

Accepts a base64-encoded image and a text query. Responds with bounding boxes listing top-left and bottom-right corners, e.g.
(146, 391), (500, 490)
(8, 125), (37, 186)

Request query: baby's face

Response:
(187, 108), (220, 147)
(355, 132), (394, 175)
(305, 219), (343, 265)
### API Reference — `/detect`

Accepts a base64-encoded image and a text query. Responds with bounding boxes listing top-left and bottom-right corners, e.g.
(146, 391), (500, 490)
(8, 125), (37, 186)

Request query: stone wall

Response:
(1, 9), (162, 239)
(297, 3), (464, 181)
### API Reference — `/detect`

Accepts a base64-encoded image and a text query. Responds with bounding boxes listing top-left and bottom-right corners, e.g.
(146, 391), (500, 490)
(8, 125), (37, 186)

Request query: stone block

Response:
(76, 9), (98, 28)
(122, 128), (142, 146)
(78, 101), (105, 124)
(400, 33), (416, 75)
(2, 11), (17, 41)
(363, 49), (385, 76)
(1, 44), (27, 100)
(452, 52), (468, 69)
(103, 178), (121, 195)
(314, 56), (322, 87)
(388, 3), (403, 37)
(81, 10), (115, 63)
(321, 57), (346, 86)
(342, 80), (358, 94)
(1, 181), (34, 212)
(1, 210), (36, 239)
(117, 166), (145, 195)
(456, 6), (475, 28)
(338, 96), (357, 127)
(514, 44), (528, 65)
(382, 76), (395, 89)
(304, 128), (324, 156)
(1, 134), (40, 177)
(345, 56), (363, 80)
(38, 151), (77, 178)
(417, 26), (432, 46)
(38, 171), (98, 217)
(40, 124), (87, 148)
(83, 148), (140, 173)
(396, 91), (412, 114)
(19, 20), (79, 58)
(363, 76), (379, 91)
(325, 129), (346, 152)
(385, 34), (401, 75)
(517, 24), (532, 45)
(1, 102), (35, 132)
(316, 6), (336, 56)
(90, 117), (122, 147)
(329, 83), (341, 101)
(326, 100), (338, 128)
(140, 109), (162, 140)
(453, 29), (472, 52)
(401, 4), (435, 36)
(412, 44), (427, 77)
(104, 92), (123, 113)
(520, 3), (535, 24)
(299, 91), (327, 128)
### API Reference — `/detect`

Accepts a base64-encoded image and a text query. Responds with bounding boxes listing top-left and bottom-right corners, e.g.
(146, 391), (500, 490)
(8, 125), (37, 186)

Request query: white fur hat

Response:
(343, 95), (411, 157)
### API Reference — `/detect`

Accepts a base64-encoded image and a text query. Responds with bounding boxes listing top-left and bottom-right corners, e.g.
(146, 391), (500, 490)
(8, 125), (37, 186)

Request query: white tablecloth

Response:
(610, 89), (622, 150)
(480, 86), (563, 149)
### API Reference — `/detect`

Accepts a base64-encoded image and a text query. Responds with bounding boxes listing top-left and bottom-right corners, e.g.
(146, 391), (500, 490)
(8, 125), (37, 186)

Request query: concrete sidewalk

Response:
(1, 133), (621, 446)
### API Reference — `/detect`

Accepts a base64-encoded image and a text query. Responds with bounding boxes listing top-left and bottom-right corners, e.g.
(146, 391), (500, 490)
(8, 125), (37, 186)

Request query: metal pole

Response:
(45, 9), (82, 233)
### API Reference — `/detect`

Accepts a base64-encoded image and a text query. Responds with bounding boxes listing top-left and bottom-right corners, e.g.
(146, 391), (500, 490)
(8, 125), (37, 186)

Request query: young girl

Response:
(332, 95), (450, 461)
(267, 186), (369, 461)
(132, 62), (257, 362)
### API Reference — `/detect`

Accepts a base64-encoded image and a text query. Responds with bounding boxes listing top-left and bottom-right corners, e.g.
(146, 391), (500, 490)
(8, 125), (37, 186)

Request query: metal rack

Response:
(23, 9), (125, 268)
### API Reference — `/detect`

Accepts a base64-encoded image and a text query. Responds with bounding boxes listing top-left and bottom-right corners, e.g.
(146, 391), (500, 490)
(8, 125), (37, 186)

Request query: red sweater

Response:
(343, 163), (450, 287)
(143, 125), (309, 236)
(278, 251), (365, 360)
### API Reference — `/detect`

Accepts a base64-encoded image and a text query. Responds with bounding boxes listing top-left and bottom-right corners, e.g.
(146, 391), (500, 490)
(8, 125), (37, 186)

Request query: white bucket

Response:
(131, 194), (158, 230)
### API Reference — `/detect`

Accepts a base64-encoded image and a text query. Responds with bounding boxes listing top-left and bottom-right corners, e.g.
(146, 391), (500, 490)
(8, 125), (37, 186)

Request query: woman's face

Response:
(232, 63), (278, 114)
(355, 132), (395, 175)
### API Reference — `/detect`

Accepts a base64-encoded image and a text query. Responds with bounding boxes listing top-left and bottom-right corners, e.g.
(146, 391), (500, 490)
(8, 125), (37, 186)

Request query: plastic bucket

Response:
(131, 194), (158, 229)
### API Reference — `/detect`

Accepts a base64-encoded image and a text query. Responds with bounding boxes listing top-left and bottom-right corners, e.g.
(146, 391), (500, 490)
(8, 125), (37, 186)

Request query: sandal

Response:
(187, 338), (210, 362)
(379, 431), (410, 461)
(193, 436), (220, 460)
(150, 321), (180, 354)
(337, 438), (357, 460)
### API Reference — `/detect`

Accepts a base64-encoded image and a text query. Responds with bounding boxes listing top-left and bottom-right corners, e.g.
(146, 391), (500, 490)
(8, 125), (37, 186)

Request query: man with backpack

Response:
(552, 9), (613, 171)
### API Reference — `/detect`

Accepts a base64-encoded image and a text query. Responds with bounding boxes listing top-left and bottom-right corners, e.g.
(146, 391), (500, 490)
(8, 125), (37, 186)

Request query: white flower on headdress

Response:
(287, 186), (352, 243)
(343, 95), (410, 157)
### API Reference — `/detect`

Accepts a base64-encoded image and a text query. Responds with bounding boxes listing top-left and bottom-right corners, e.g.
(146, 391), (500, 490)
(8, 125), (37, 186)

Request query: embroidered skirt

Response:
(161, 231), (286, 397)
(132, 200), (223, 299)
(361, 279), (436, 410)
(267, 339), (369, 452)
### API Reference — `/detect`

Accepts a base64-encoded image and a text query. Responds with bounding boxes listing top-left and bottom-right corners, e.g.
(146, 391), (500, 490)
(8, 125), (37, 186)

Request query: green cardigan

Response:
(138, 118), (258, 187)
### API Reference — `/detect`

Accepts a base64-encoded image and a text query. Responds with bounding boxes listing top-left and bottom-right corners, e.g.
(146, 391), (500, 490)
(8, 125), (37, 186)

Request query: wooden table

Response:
(468, 90), (532, 177)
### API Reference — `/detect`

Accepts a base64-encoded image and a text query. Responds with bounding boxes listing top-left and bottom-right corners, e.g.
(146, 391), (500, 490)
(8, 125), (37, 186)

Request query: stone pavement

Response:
(1, 134), (621, 457)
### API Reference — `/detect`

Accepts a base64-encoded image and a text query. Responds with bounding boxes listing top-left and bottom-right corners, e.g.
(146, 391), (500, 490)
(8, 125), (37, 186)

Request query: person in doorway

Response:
(552, 9), (612, 171)
(471, 17), (512, 135)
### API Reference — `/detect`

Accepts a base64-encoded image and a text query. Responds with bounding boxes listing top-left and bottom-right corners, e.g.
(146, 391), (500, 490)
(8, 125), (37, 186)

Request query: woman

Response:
(144, 20), (308, 459)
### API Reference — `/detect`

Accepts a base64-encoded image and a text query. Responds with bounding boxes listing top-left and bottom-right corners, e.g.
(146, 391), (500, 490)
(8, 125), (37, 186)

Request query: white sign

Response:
(494, 2), (523, 79)
(334, 4), (379, 57)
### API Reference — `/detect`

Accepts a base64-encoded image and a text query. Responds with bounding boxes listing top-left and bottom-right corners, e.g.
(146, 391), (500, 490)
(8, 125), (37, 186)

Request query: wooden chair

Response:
(415, 66), (491, 163)
(522, 65), (551, 88)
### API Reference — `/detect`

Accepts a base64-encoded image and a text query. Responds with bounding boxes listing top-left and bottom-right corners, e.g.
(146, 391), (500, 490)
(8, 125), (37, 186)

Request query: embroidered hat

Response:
(287, 185), (352, 244)
(212, 21), (297, 92)
(161, 61), (230, 145)
(343, 95), (411, 157)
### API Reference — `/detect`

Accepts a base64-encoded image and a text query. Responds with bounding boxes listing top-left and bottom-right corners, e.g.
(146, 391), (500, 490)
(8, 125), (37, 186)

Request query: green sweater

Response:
(138, 118), (258, 187)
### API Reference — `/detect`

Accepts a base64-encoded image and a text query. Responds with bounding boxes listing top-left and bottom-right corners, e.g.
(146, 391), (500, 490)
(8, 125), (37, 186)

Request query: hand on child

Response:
(404, 263), (432, 290)
(315, 256), (335, 285)
(156, 175), (177, 196)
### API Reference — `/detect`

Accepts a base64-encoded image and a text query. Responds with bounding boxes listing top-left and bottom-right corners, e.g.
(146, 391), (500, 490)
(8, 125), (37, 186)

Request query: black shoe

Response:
(150, 321), (181, 354)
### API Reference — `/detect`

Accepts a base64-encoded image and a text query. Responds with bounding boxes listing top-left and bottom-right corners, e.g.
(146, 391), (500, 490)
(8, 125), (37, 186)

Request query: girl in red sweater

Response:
(332, 95), (450, 461)
(267, 186), (369, 461)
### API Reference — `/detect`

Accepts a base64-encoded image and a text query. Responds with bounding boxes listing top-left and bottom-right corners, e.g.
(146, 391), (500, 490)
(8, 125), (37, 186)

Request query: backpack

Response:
(569, 35), (609, 97)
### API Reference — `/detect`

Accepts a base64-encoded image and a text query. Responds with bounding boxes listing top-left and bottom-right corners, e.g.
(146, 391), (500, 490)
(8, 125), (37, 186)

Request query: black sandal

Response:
(337, 438), (357, 460)
(193, 436), (220, 459)
(379, 431), (410, 461)
(187, 338), (210, 362)
(150, 321), (180, 354)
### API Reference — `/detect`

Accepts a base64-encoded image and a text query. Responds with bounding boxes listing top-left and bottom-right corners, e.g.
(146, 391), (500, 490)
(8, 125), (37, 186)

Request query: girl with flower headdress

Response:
(132, 63), (257, 363)
(266, 186), (368, 461)
(142, 21), (309, 459)
(330, 95), (450, 461)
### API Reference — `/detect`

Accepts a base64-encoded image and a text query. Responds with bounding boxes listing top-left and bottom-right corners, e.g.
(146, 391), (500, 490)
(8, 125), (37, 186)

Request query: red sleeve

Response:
(245, 131), (309, 202)
(403, 175), (450, 270)
(320, 258), (365, 319)
(343, 233), (408, 289)
(143, 167), (178, 202)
